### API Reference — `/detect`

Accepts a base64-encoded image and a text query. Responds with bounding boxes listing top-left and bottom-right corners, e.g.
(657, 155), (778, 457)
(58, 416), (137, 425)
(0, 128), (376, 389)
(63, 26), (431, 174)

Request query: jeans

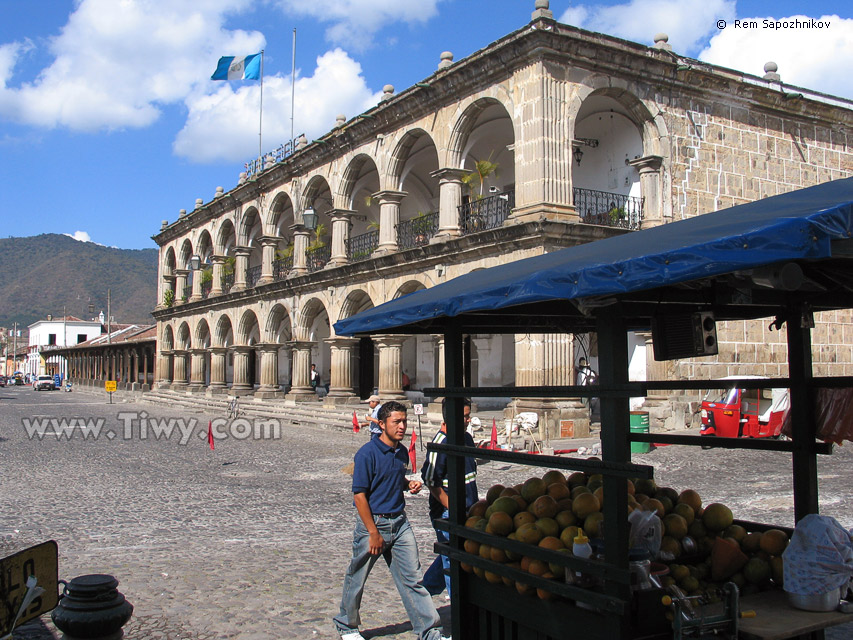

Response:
(422, 509), (451, 596)
(334, 514), (443, 640)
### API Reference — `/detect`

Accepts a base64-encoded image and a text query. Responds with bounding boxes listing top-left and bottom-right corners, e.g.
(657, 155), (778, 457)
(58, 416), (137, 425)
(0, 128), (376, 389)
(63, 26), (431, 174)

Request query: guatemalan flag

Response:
(211, 53), (262, 81)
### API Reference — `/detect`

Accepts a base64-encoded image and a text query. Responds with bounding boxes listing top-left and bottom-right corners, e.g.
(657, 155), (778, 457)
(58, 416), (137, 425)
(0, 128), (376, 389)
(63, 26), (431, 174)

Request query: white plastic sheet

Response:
(782, 513), (853, 596)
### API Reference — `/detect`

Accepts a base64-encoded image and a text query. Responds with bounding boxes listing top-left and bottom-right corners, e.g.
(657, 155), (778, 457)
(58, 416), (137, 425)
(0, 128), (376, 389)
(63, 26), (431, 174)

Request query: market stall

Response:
(335, 177), (853, 639)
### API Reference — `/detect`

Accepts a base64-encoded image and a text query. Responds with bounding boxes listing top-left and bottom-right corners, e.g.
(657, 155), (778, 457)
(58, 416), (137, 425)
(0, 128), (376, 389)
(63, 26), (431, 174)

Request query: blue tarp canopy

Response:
(335, 177), (853, 336)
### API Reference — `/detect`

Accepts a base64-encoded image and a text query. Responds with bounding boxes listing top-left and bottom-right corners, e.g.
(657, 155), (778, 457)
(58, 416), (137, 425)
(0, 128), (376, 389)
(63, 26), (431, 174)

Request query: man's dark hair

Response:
(441, 397), (472, 423)
(378, 400), (407, 422)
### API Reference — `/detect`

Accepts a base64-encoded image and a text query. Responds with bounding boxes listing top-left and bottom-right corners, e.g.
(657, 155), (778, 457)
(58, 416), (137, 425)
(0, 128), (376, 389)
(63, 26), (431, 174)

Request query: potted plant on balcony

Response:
(163, 288), (175, 308)
(308, 223), (328, 269)
(608, 206), (627, 225)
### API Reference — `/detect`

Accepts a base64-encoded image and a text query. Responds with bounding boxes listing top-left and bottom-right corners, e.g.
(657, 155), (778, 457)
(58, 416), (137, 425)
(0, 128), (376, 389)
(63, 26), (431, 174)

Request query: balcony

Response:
(273, 256), (292, 280)
(397, 211), (439, 249)
(182, 285), (191, 302)
(347, 230), (379, 263)
(201, 280), (212, 299)
(573, 187), (644, 230)
(459, 190), (514, 236)
(307, 245), (331, 273)
(221, 272), (234, 293)
(246, 265), (262, 288)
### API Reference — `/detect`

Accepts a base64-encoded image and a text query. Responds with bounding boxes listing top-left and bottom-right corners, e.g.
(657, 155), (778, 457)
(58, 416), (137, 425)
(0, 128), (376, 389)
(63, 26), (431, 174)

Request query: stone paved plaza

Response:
(2, 386), (851, 639)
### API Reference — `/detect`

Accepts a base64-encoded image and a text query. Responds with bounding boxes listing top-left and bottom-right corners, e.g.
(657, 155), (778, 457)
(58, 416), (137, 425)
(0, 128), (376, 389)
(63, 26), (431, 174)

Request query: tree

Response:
(462, 154), (499, 199)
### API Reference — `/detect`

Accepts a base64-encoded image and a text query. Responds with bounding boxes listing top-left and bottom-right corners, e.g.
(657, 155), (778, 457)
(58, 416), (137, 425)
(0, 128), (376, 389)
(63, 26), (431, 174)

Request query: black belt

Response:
(374, 512), (404, 518)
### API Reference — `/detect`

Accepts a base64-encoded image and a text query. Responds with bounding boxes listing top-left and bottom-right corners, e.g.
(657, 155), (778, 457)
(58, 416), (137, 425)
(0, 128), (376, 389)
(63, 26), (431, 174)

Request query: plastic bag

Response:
(782, 513), (853, 595)
(781, 387), (853, 444)
(628, 509), (662, 558)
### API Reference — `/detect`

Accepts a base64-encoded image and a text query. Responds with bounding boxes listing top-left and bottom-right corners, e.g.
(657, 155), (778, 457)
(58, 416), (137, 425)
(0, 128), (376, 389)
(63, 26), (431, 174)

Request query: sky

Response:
(0, 0), (850, 250)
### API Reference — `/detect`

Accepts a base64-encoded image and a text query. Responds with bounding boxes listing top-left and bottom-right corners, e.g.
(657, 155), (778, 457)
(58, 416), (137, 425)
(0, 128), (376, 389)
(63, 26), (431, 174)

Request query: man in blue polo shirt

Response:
(421, 398), (479, 598)
(334, 401), (449, 640)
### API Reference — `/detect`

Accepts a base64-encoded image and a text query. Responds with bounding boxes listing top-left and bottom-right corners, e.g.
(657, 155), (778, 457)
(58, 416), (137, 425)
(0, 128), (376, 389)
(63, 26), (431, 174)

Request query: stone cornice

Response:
(152, 18), (852, 248)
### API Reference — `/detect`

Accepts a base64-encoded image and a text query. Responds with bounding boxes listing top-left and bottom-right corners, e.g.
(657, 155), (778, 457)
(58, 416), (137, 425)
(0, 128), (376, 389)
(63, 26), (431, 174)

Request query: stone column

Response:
(629, 155), (664, 229)
(324, 337), (359, 405)
(231, 345), (254, 395)
(373, 190), (407, 255)
(291, 225), (310, 275)
(171, 350), (188, 390)
(255, 343), (284, 398)
(142, 350), (150, 391)
(329, 209), (355, 267)
(285, 341), (316, 401)
(514, 333), (589, 439)
(190, 264), (203, 301)
(122, 350), (132, 389)
(375, 335), (407, 401)
(160, 275), (176, 309)
(427, 335), (446, 417)
(258, 236), (279, 285)
(207, 347), (229, 395)
(210, 255), (226, 296)
(174, 269), (189, 304)
(509, 59), (577, 224)
(231, 246), (251, 292)
(431, 168), (466, 241)
(188, 348), (207, 392)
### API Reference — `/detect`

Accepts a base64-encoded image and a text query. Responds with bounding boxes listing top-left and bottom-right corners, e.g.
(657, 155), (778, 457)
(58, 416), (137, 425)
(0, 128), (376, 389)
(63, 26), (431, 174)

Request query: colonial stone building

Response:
(151, 1), (853, 433)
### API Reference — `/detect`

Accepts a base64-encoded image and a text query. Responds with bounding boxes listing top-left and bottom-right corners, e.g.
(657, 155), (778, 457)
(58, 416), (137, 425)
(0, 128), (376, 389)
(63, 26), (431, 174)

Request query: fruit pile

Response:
(461, 467), (789, 601)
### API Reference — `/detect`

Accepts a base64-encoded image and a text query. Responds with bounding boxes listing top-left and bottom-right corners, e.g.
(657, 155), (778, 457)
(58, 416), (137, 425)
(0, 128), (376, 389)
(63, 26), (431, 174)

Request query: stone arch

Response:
(213, 313), (234, 348)
(237, 206), (262, 246)
(196, 230), (214, 263)
(339, 289), (374, 322)
(393, 279), (428, 299)
(298, 297), (331, 389)
(264, 303), (293, 343)
(388, 128), (441, 222)
(161, 324), (175, 350)
(178, 239), (194, 270)
(176, 322), (191, 350)
(339, 154), (381, 237)
(267, 190), (295, 236)
(194, 318), (211, 347)
(216, 218), (237, 255)
(162, 246), (176, 276)
(447, 95), (516, 173)
(236, 309), (261, 346)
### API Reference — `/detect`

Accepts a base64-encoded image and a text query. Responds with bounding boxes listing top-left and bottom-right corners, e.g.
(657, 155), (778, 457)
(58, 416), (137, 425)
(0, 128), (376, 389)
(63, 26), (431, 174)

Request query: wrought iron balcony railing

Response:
(306, 245), (331, 273)
(273, 256), (292, 280)
(397, 211), (439, 249)
(182, 286), (191, 301)
(458, 190), (515, 236)
(221, 271), (234, 293)
(347, 230), (379, 262)
(573, 187), (644, 230)
(246, 265), (262, 288)
(201, 280), (212, 299)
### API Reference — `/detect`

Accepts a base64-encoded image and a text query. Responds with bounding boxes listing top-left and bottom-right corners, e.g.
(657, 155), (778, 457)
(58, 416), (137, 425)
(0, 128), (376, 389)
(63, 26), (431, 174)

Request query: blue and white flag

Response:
(211, 53), (262, 81)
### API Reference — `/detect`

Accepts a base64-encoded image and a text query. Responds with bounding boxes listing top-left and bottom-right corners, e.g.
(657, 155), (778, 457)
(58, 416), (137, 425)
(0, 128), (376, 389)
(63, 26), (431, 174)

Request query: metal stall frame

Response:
(335, 178), (853, 639)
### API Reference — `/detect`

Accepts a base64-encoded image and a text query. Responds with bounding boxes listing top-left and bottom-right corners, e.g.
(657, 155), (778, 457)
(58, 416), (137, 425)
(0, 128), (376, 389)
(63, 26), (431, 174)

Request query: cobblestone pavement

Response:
(1, 386), (851, 639)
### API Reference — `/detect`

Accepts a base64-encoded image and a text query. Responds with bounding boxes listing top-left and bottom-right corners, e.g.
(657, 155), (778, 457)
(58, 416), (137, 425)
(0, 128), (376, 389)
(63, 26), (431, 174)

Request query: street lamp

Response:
(302, 207), (318, 230)
(189, 254), (201, 271)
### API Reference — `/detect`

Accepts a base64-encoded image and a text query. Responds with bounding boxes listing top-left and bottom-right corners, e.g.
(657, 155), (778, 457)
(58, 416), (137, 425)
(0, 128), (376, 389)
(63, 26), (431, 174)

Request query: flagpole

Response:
(259, 49), (264, 160)
(290, 29), (296, 143)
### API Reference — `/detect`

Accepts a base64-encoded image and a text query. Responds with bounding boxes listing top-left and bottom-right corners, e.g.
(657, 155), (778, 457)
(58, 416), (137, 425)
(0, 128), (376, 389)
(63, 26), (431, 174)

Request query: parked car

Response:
(700, 376), (789, 439)
(0, 375), (6, 387)
(35, 374), (56, 391)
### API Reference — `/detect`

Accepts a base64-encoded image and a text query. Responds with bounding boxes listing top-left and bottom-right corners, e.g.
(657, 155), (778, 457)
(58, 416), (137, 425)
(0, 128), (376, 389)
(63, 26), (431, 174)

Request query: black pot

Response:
(51, 574), (133, 639)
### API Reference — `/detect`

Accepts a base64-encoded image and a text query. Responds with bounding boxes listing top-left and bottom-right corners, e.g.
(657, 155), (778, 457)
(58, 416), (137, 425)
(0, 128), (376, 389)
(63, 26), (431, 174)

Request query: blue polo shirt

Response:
(352, 436), (409, 515)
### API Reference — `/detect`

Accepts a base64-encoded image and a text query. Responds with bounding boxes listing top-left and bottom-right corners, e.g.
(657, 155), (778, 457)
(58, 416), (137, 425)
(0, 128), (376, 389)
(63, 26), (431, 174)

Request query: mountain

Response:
(0, 234), (158, 328)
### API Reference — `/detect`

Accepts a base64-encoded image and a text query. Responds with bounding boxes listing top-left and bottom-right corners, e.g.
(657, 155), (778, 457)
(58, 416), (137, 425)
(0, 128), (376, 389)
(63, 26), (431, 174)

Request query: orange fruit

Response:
(760, 529), (789, 555)
(572, 493), (600, 520)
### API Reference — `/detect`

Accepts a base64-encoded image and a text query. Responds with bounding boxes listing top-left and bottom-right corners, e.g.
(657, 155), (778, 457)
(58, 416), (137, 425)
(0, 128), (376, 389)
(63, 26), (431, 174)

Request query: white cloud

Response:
(66, 231), (93, 242)
(174, 49), (381, 163)
(559, 0), (736, 55)
(0, 0), (263, 131)
(699, 15), (853, 100)
(277, 0), (446, 51)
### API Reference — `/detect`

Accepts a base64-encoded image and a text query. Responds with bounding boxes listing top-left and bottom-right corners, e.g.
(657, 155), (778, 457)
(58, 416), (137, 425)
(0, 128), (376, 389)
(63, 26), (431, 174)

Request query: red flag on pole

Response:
(409, 430), (418, 470)
(208, 420), (215, 450)
(489, 418), (498, 449)
(352, 410), (360, 434)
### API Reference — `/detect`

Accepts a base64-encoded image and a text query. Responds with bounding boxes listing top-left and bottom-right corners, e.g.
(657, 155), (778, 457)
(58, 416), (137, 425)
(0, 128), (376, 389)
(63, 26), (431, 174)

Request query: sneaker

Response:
(339, 630), (365, 640)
